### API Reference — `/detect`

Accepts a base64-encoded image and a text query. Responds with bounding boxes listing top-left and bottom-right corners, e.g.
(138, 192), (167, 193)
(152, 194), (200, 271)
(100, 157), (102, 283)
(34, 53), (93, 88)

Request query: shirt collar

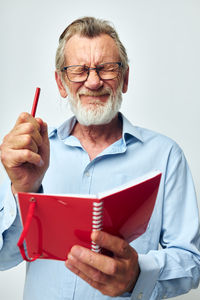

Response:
(48, 113), (144, 144)
(121, 113), (144, 143)
(48, 116), (76, 139)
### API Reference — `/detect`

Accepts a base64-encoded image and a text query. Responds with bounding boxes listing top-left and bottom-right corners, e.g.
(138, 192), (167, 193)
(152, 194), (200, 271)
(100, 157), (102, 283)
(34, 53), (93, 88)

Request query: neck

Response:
(71, 113), (122, 160)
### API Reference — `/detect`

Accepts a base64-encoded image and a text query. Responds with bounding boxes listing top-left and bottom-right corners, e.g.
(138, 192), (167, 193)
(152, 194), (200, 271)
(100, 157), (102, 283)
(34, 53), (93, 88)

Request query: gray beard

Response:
(63, 83), (123, 126)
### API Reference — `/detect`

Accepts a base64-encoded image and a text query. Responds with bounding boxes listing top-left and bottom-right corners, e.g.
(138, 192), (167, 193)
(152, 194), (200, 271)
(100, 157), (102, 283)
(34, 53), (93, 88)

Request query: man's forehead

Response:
(64, 34), (120, 65)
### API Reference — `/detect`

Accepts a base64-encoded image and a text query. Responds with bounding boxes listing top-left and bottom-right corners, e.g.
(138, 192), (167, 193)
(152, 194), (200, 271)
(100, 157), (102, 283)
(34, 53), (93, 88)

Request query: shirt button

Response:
(85, 172), (90, 177)
(137, 292), (143, 299)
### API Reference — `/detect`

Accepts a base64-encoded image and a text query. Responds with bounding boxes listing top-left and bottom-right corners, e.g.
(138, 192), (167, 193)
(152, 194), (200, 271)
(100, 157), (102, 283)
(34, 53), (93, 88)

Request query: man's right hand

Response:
(0, 112), (49, 194)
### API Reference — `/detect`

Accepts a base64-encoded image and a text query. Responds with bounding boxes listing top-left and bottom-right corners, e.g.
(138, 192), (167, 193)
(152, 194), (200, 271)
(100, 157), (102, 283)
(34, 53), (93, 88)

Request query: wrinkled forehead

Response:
(64, 34), (120, 66)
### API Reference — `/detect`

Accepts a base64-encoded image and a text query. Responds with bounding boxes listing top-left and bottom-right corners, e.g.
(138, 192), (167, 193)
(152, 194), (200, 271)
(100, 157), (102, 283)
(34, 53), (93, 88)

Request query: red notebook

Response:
(17, 170), (161, 262)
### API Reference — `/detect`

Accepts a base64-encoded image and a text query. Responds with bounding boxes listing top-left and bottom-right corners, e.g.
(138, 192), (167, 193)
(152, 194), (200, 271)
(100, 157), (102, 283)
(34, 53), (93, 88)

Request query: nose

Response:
(84, 68), (103, 90)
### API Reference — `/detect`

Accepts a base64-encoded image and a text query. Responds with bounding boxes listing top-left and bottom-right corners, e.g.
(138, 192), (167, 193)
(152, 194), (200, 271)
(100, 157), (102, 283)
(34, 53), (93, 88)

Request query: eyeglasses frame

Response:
(61, 62), (123, 83)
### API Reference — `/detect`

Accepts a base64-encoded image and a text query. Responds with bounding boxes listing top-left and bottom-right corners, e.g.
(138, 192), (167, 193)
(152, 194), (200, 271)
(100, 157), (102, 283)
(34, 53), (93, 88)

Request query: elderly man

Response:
(0, 17), (200, 300)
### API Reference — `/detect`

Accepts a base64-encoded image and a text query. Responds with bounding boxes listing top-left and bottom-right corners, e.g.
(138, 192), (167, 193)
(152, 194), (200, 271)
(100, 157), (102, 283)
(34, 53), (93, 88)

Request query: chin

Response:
(71, 97), (121, 126)
(67, 84), (123, 126)
(76, 109), (118, 126)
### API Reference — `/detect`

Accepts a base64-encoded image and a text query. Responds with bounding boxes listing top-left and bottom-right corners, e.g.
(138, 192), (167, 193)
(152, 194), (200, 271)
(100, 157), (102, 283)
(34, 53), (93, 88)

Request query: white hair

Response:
(63, 82), (123, 126)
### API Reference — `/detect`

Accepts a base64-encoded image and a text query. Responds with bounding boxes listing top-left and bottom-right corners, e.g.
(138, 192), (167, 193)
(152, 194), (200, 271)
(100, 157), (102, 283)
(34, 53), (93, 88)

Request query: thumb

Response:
(40, 122), (49, 142)
(39, 122), (50, 164)
(35, 118), (49, 149)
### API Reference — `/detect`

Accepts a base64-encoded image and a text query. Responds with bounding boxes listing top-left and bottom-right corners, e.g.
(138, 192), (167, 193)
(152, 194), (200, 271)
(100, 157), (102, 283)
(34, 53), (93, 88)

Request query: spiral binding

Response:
(91, 201), (103, 252)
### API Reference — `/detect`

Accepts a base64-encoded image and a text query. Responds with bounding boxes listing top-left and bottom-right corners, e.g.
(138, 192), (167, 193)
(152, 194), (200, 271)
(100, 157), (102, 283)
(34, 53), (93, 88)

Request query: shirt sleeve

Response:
(0, 179), (23, 270)
(131, 144), (200, 300)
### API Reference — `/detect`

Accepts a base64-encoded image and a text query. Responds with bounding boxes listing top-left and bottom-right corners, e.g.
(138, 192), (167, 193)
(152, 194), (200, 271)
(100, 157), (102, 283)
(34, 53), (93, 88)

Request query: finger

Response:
(91, 231), (132, 259)
(18, 149), (44, 166)
(12, 123), (43, 147)
(66, 259), (106, 291)
(35, 117), (44, 126)
(40, 122), (48, 141)
(4, 130), (42, 152)
(66, 253), (110, 284)
(3, 148), (44, 167)
(66, 258), (124, 297)
(15, 112), (41, 130)
(69, 245), (120, 276)
(37, 122), (49, 160)
(13, 113), (43, 146)
(4, 134), (39, 153)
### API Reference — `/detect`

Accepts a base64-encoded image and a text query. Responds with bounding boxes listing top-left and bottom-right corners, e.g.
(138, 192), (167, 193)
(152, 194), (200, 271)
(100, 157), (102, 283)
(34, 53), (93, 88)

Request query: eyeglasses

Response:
(61, 62), (123, 83)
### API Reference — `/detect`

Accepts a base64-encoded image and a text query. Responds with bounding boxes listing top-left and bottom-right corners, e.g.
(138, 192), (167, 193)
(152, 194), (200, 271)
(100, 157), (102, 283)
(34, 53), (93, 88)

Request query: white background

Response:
(0, 0), (199, 299)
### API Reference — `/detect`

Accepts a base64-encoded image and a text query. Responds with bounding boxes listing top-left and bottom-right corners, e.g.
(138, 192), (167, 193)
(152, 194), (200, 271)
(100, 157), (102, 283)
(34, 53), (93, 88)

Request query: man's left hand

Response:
(65, 231), (140, 297)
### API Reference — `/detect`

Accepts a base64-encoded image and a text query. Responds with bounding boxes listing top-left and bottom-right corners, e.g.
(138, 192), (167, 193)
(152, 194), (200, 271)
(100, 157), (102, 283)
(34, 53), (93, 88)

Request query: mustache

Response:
(78, 88), (112, 97)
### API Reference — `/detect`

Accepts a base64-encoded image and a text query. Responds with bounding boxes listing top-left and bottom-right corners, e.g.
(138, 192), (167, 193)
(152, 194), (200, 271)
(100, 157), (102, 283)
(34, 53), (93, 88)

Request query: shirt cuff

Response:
(0, 181), (17, 251)
(130, 253), (160, 300)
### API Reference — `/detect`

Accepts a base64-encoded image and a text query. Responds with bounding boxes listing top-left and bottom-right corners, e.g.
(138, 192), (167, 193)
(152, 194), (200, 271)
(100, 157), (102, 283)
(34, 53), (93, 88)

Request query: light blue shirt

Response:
(0, 114), (200, 300)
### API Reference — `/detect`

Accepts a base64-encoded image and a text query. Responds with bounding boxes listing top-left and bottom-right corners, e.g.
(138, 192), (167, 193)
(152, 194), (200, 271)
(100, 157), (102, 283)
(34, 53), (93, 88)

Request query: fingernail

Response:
(67, 253), (76, 263)
(71, 246), (82, 258)
(38, 158), (44, 167)
(67, 253), (73, 260)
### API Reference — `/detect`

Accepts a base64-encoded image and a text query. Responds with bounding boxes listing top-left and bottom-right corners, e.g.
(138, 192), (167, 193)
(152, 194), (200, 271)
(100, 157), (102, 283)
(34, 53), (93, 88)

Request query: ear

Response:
(122, 67), (129, 93)
(55, 71), (68, 98)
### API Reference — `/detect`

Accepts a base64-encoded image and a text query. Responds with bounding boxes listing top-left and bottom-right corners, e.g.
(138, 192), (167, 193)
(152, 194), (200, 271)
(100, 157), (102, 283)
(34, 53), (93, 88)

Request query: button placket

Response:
(80, 161), (95, 194)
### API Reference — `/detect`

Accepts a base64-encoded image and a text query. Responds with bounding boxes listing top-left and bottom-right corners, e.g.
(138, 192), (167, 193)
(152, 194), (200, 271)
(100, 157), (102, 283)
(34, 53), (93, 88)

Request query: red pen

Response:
(31, 87), (41, 117)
